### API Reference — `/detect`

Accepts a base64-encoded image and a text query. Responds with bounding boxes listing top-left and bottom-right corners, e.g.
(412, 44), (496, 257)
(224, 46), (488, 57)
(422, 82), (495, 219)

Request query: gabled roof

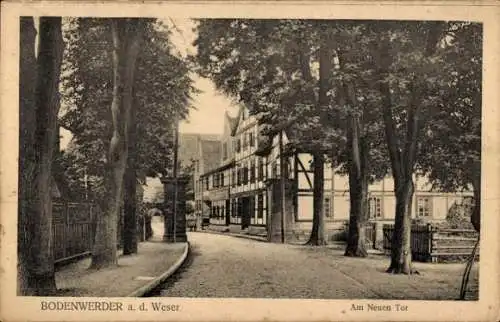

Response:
(179, 133), (220, 167)
(200, 139), (222, 173)
(228, 105), (245, 136)
(225, 111), (240, 136)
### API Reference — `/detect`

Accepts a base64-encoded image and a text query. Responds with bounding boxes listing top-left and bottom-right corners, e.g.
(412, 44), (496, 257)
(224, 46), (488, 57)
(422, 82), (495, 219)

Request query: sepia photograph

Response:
(1, 2), (499, 322)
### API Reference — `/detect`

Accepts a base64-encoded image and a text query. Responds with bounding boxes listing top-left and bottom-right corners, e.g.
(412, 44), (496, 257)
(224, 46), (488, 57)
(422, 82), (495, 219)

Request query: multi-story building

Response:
(193, 105), (473, 242)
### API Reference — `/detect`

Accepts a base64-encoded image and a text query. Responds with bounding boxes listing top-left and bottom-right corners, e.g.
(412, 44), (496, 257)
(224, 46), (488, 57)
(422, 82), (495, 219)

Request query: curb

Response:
(126, 242), (190, 297)
(228, 232), (267, 242)
(201, 229), (268, 243)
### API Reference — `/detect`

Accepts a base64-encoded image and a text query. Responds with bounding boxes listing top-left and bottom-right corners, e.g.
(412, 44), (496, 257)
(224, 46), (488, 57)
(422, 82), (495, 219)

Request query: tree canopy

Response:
(59, 18), (197, 202)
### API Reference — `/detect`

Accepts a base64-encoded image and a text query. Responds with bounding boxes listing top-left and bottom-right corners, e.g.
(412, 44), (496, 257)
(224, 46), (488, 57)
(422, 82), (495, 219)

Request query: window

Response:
(417, 197), (432, 218)
(231, 199), (237, 217)
(369, 197), (382, 219)
(254, 193), (267, 225)
(257, 194), (264, 219)
(220, 173), (225, 187)
(271, 161), (277, 178)
(249, 132), (254, 147)
(324, 197), (332, 218)
(210, 201), (227, 225)
(231, 198), (241, 224)
(205, 177), (209, 190)
(235, 138), (241, 153)
(250, 160), (256, 183)
(242, 133), (248, 149)
(243, 166), (249, 184)
(258, 158), (264, 181)
(232, 169), (236, 186)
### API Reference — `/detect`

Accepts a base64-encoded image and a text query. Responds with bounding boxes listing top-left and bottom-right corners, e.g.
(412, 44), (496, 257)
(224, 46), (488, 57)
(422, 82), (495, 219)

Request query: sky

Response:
(165, 18), (239, 135)
(60, 18), (237, 149)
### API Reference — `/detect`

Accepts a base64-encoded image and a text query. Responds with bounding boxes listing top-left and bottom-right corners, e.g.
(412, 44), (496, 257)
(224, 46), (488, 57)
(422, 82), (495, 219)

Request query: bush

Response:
(445, 201), (474, 230)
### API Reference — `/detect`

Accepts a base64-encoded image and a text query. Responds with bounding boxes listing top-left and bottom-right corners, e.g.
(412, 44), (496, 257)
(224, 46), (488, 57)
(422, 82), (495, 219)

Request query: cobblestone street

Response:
(152, 233), (477, 299)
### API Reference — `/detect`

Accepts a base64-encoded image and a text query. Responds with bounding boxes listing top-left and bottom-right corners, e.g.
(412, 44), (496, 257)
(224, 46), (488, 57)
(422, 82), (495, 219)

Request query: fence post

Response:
(64, 202), (69, 259)
(89, 203), (93, 251)
(427, 223), (434, 263)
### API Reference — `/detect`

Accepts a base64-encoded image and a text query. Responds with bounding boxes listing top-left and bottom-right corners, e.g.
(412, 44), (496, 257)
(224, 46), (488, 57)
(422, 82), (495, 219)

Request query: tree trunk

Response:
(123, 93), (138, 255)
(29, 17), (64, 295)
(372, 33), (431, 274)
(91, 19), (144, 269)
(386, 178), (414, 274)
(307, 153), (326, 245)
(345, 174), (369, 257)
(306, 30), (329, 246)
(471, 175), (480, 233)
(344, 116), (369, 257)
(18, 17), (38, 296)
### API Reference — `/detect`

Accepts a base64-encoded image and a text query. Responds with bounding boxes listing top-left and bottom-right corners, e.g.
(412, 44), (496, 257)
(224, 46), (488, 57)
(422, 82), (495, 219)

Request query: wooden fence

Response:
(383, 224), (479, 262)
(52, 202), (95, 263)
(431, 228), (479, 262)
(52, 203), (130, 263)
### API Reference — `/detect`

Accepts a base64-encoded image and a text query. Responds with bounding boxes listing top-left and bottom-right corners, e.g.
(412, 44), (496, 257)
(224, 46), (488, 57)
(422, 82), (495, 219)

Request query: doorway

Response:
(225, 199), (231, 226)
(241, 197), (252, 229)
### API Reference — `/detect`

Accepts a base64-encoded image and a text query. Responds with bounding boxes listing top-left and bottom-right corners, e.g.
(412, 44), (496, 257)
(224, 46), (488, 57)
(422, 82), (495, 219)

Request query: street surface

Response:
(148, 220), (477, 300)
(154, 233), (381, 299)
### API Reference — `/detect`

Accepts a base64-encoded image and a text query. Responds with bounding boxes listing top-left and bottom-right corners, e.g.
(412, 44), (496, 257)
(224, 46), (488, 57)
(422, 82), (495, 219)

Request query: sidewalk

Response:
(291, 244), (479, 300)
(55, 240), (188, 297)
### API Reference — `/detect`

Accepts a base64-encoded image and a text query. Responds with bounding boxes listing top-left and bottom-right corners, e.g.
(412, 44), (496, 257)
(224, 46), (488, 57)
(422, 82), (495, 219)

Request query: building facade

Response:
(193, 106), (473, 241)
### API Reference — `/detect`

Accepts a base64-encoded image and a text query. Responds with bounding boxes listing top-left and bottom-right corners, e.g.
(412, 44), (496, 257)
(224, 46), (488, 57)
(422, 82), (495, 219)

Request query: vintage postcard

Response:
(1, 1), (499, 321)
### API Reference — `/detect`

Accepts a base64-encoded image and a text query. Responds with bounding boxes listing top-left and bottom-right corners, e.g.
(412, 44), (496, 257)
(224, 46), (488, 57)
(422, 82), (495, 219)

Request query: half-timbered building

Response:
(193, 105), (473, 242)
